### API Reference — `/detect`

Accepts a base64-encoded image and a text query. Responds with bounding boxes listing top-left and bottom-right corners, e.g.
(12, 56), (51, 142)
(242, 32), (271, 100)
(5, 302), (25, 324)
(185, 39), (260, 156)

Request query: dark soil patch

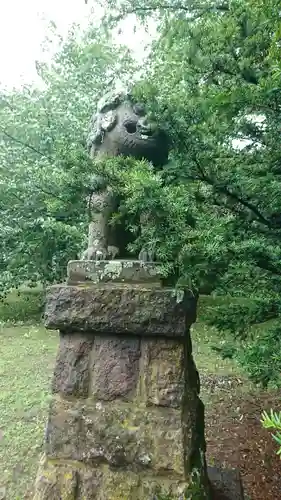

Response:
(202, 376), (281, 500)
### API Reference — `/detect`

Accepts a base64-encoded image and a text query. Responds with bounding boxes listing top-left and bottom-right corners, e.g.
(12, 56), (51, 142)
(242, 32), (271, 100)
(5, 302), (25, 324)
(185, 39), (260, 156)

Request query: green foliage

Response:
(0, 21), (135, 293)
(205, 299), (281, 339)
(0, 289), (45, 324)
(2, 0), (281, 384)
(211, 343), (237, 360)
(261, 409), (281, 457)
(99, 0), (281, 385)
(237, 327), (281, 388)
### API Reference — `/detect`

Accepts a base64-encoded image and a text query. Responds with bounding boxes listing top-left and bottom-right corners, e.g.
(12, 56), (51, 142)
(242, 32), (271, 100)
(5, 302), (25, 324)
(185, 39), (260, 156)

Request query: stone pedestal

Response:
(33, 260), (242, 499)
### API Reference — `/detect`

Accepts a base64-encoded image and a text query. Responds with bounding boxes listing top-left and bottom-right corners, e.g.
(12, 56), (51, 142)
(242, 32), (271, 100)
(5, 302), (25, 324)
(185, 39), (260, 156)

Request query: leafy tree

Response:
(2, 0), (281, 384)
(0, 22), (135, 294)
(97, 0), (281, 384)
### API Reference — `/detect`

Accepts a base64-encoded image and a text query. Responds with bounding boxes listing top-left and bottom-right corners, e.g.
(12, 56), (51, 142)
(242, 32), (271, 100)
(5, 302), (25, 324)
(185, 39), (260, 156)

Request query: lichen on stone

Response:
(101, 261), (123, 280)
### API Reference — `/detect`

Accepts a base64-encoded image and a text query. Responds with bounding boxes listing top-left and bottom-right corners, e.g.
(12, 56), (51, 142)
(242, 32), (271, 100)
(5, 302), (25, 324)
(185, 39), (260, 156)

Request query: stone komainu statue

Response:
(82, 88), (169, 261)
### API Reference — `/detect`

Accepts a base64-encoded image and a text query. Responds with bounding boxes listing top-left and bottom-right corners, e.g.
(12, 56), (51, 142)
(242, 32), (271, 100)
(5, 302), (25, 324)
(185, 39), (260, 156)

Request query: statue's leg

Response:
(84, 188), (117, 260)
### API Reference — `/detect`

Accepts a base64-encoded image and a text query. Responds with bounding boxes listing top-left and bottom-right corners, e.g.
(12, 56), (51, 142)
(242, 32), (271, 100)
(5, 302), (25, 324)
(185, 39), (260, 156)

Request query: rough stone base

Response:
(33, 263), (243, 499)
(34, 456), (194, 500)
(34, 329), (209, 499)
(208, 466), (244, 499)
(34, 462), (244, 500)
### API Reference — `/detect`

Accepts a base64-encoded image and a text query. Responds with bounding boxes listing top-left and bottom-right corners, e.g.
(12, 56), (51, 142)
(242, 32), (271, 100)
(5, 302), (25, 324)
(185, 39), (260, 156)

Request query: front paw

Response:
(95, 248), (108, 260)
(107, 245), (119, 260)
(85, 239), (109, 261)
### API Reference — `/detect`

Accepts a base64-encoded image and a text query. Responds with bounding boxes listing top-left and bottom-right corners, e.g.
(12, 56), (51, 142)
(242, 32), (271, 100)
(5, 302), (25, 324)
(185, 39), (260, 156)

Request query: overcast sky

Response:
(0, 0), (155, 88)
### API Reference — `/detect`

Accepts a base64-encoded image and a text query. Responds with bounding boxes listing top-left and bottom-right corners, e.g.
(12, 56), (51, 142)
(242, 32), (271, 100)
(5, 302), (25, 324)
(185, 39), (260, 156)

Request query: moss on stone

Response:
(33, 456), (78, 500)
(102, 469), (140, 499)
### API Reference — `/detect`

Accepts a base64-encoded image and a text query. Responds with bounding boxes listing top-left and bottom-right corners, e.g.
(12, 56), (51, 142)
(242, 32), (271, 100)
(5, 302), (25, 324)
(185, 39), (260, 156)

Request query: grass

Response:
(0, 324), (58, 499)
(0, 290), (268, 498)
(192, 322), (241, 376)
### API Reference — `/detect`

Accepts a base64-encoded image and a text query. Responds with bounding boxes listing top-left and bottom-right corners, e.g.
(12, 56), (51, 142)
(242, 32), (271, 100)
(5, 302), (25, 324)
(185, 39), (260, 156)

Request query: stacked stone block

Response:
(33, 261), (243, 499)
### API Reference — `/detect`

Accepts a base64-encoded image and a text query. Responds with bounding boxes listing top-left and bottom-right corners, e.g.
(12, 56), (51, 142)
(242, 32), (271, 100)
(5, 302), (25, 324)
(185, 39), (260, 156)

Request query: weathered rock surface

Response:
(90, 335), (141, 401)
(208, 466), (244, 499)
(45, 398), (184, 471)
(34, 261), (243, 499)
(67, 259), (162, 285)
(52, 333), (93, 397)
(34, 457), (194, 500)
(44, 284), (197, 336)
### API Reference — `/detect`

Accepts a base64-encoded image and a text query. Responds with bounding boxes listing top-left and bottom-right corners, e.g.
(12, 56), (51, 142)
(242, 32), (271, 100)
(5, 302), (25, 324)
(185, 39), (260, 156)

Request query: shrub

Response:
(0, 288), (45, 324)
(237, 327), (281, 388)
(261, 409), (281, 457)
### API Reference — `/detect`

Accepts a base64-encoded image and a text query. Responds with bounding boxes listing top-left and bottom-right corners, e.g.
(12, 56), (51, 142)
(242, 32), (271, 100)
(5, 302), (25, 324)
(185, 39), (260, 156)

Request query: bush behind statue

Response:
(0, 288), (45, 324)
(206, 299), (281, 388)
(237, 327), (281, 389)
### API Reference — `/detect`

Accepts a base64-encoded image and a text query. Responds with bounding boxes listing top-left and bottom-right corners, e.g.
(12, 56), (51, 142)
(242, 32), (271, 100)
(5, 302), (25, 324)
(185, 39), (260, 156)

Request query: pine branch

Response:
(1, 128), (51, 160)
(109, 1), (229, 20)
(191, 156), (271, 227)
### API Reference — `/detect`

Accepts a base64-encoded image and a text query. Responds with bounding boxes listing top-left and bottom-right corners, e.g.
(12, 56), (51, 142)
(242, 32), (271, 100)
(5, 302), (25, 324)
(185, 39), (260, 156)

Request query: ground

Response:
(193, 323), (281, 500)
(0, 316), (280, 498)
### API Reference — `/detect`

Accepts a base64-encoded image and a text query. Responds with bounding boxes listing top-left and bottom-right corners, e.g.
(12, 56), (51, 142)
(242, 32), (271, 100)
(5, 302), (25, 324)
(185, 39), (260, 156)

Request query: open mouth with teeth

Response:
(123, 119), (155, 139)
(140, 132), (151, 139)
